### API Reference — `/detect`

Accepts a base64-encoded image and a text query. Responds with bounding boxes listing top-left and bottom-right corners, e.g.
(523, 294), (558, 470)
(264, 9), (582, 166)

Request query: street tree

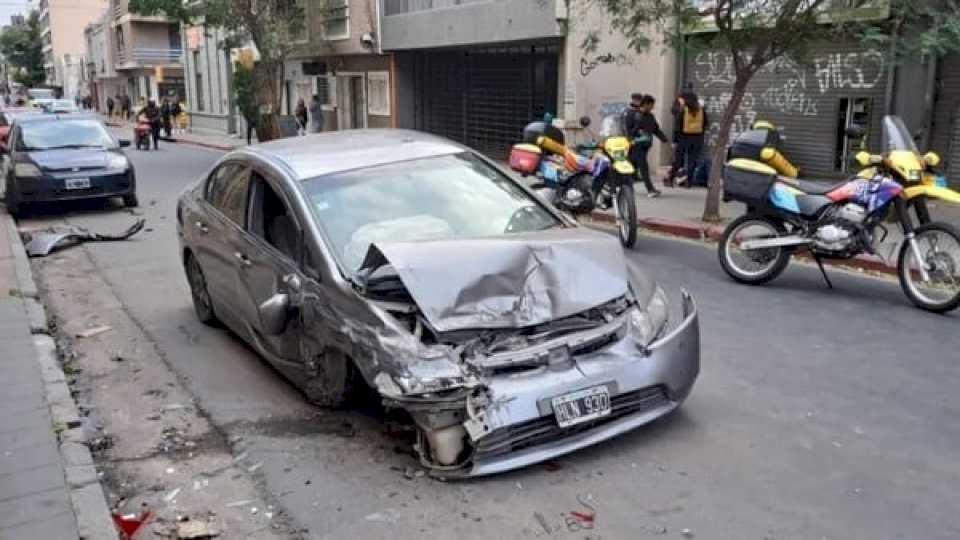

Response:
(128, 0), (306, 141)
(0, 10), (45, 88)
(589, 0), (960, 222)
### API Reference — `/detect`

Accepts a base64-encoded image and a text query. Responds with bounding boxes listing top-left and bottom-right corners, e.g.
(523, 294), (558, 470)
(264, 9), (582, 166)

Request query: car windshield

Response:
(882, 115), (919, 153)
(302, 152), (562, 273)
(18, 119), (114, 151)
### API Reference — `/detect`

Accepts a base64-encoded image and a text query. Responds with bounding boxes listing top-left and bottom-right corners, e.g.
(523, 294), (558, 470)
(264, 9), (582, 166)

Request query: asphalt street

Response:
(17, 139), (960, 539)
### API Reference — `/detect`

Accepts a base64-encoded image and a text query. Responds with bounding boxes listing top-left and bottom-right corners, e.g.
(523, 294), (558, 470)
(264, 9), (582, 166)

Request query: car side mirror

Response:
(258, 293), (291, 335)
(118, 139), (132, 148)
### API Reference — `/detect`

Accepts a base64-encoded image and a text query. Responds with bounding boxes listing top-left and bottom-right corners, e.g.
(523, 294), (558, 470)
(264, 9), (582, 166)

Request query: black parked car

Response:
(3, 114), (136, 216)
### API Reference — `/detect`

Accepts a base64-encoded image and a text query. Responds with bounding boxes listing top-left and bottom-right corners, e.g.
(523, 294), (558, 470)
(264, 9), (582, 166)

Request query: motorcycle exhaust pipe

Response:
(740, 235), (812, 250)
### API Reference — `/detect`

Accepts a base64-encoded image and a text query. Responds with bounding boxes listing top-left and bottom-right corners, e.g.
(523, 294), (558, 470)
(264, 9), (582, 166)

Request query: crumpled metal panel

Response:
(23, 219), (146, 257)
(361, 228), (629, 333)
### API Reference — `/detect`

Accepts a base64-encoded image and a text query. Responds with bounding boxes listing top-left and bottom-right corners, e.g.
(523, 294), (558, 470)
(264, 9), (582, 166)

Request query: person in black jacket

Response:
(667, 83), (709, 187)
(624, 93), (668, 198)
(138, 100), (162, 150)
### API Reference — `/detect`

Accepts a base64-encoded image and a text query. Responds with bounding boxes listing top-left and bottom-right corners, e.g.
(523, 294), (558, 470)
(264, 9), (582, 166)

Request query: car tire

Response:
(302, 349), (358, 408)
(123, 193), (139, 208)
(184, 253), (218, 326)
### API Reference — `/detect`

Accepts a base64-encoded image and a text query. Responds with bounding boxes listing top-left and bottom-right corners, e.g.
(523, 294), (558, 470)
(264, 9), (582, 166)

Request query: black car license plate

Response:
(552, 385), (611, 428)
(65, 177), (91, 190)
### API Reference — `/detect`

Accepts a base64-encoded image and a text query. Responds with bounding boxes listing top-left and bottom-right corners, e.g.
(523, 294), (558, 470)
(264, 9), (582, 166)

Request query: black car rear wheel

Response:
(184, 253), (218, 325)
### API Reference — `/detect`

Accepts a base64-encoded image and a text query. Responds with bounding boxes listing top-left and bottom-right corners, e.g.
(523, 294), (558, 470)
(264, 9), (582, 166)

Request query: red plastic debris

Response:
(113, 511), (153, 539)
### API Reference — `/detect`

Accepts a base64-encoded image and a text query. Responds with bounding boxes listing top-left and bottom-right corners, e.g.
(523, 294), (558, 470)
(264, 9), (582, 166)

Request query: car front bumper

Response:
(460, 291), (700, 477)
(12, 171), (135, 202)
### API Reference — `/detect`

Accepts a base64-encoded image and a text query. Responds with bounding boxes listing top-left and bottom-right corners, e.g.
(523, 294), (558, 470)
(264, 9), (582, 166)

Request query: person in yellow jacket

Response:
(666, 83), (709, 188)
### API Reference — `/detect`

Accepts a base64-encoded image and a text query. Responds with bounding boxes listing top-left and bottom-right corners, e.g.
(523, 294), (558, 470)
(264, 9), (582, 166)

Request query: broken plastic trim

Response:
(22, 218), (146, 257)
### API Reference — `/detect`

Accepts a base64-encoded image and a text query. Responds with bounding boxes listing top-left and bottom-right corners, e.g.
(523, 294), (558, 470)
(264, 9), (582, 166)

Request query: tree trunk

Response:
(702, 74), (752, 222)
(253, 59), (283, 142)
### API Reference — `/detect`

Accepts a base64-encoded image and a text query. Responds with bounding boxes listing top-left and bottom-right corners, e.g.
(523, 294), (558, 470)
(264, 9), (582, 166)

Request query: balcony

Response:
(116, 47), (183, 68)
(380, 0), (561, 50)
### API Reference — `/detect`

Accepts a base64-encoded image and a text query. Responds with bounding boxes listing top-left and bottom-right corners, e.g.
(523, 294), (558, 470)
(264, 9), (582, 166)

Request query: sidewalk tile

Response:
(0, 405), (51, 436)
(0, 437), (60, 475)
(0, 488), (73, 529)
(0, 463), (68, 503)
(0, 510), (78, 540)
(0, 424), (56, 454)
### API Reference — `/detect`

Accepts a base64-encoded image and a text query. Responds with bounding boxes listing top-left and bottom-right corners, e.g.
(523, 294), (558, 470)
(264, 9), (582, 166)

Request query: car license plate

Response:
(65, 177), (90, 190)
(552, 385), (611, 428)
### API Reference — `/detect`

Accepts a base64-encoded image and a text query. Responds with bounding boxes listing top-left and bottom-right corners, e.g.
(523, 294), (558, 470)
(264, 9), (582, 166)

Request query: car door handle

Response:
(194, 221), (209, 233)
(234, 252), (252, 267)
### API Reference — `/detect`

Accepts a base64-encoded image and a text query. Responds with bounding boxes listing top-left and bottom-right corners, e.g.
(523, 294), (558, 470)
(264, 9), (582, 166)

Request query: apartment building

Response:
(107, 0), (184, 104)
(282, 0), (393, 132)
(39, 0), (108, 97)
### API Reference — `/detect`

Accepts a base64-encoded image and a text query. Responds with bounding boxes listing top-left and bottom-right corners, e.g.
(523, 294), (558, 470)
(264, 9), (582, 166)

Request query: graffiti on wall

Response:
(580, 53), (632, 78)
(690, 49), (885, 147)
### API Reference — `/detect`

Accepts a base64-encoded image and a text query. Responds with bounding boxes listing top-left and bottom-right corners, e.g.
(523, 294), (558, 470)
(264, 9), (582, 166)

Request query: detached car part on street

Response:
(177, 130), (700, 476)
(3, 114), (137, 216)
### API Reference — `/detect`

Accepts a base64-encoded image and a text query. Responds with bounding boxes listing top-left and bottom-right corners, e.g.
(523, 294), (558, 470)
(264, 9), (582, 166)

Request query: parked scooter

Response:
(509, 114), (640, 247)
(718, 115), (960, 313)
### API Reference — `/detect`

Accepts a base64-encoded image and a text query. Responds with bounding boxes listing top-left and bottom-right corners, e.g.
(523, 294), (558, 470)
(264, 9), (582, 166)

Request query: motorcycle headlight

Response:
(107, 154), (129, 172)
(629, 286), (670, 346)
(14, 162), (43, 178)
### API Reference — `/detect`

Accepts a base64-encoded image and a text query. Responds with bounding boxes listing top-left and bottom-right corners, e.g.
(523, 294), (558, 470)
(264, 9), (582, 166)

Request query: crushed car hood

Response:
(359, 228), (630, 333)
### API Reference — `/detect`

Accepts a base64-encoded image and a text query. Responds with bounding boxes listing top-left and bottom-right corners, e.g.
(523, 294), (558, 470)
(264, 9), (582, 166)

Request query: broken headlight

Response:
(628, 286), (669, 346)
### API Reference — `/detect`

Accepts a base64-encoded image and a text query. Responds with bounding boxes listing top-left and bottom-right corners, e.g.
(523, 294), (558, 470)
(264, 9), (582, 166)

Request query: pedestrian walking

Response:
(106, 96), (114, 118)
(308, 95), (324, 134)
(121, 95), (131, 121)
(138, 100), (162, 150)
(170, 99), (183, 134)
(666, 83), (708, 188)
(295, 98), (308, 135)
(239, 98), (259, 145)
(624, 93), (669, 198)
(160, 98), (173, 138)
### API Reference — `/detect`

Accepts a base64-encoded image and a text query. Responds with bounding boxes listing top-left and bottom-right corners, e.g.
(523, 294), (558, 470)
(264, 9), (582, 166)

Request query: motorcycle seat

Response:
(782, 178), (848, 195)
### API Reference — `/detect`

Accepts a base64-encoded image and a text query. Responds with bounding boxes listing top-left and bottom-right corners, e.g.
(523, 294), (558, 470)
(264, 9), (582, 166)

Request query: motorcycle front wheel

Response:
(897, 222), (960, 313)
(718, 215), (791, 284)
(613, 182), (638, 248)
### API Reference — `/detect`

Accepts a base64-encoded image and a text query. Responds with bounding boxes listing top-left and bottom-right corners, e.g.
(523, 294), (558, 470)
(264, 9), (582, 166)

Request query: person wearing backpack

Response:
(624, 93), (668, 198)
(666, 84), (708, 188)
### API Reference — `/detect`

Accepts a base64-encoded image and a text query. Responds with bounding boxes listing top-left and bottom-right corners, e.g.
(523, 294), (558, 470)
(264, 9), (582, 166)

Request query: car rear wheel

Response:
(184, 253), (218, 325)
(302, 349), (359, 408)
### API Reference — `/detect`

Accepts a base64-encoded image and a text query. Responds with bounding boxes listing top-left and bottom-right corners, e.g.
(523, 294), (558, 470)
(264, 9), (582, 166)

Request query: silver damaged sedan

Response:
(176, 129), (700, 476)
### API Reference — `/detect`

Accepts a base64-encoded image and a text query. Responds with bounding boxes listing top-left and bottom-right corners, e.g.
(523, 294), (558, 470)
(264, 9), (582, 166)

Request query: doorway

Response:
(337, 73), (366, 130)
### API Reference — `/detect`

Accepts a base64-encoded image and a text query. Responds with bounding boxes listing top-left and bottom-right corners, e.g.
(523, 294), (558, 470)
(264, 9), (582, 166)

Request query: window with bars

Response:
(322, 0), (349, 40)
(316, 76), (333, 106)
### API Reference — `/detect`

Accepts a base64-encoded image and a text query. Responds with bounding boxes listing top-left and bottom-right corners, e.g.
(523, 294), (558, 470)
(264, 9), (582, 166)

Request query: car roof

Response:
(239, 129), (467, 181)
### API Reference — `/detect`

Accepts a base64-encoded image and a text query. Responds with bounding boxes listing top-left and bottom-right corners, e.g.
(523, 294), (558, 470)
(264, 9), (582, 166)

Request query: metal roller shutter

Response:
(414, 44), (559, 158)
(930, 55), (960, 185)
(684, 40), (890, 178)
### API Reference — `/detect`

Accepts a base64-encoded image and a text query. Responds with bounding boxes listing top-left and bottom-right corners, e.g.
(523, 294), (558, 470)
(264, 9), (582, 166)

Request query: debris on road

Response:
(22, 218), (146, 257)
(163, 487), (182, 504)
(112, 511), (153, 539)
(176, 519), (221, 539)
(76, 325), (113, 338)
(88, 434), (114, 452)
(533, 511), (551, 534)
(681, 528), (695, 537)
(224, 500), (254, 508)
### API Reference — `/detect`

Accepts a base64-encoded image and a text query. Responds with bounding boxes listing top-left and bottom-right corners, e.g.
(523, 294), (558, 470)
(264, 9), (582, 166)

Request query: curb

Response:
(591, 210), (898, 276)
(1, 212), (117, 540)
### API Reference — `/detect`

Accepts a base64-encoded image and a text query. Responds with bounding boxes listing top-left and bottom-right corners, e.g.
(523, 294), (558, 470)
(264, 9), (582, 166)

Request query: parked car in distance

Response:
(3, 114), (136, 216)
(0, 108), (38, 149)
(42, 99), (80, 114)
(177, 129), (700, 477)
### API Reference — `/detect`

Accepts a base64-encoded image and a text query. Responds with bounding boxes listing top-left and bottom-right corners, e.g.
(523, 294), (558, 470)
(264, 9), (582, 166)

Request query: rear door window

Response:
(205, 162), (250, 225)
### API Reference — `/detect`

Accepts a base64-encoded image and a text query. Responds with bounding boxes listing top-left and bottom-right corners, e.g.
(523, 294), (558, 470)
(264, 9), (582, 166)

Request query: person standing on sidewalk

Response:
(295, 98), (308, 135)
(308, 95), (324, 134)
(666, 83), (708, 188)
(106, 96), (115, 118)
(624, 93), (669, 198)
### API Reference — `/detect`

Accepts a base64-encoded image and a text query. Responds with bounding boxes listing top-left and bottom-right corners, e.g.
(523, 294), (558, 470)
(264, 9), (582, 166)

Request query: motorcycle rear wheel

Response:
(614, 182), (638, 248)
(719, 215), (791, 284)
(897, 222), (960, 313)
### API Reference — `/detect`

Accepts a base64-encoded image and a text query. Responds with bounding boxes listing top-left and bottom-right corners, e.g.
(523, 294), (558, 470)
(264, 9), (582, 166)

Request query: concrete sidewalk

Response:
(0, 209), (115, 539)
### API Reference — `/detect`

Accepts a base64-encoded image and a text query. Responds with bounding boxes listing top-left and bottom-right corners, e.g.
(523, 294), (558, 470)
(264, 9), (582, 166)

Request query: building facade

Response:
(84, 11), (123, 112)
(40, 0), (108, 96)
(181, 25), (237, 135)
(283, 0), (393, 133)
(108, 0), (184, 106)
(383, 0), (677, 161)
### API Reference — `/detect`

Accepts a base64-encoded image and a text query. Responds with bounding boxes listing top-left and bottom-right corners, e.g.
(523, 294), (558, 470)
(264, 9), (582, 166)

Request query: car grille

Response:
(474, 386), (670, 457)
(45, 165), (105, 174)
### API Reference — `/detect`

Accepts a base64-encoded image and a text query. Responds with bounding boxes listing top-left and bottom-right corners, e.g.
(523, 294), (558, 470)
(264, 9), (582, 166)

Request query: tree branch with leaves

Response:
(0, 11), (45, 89)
